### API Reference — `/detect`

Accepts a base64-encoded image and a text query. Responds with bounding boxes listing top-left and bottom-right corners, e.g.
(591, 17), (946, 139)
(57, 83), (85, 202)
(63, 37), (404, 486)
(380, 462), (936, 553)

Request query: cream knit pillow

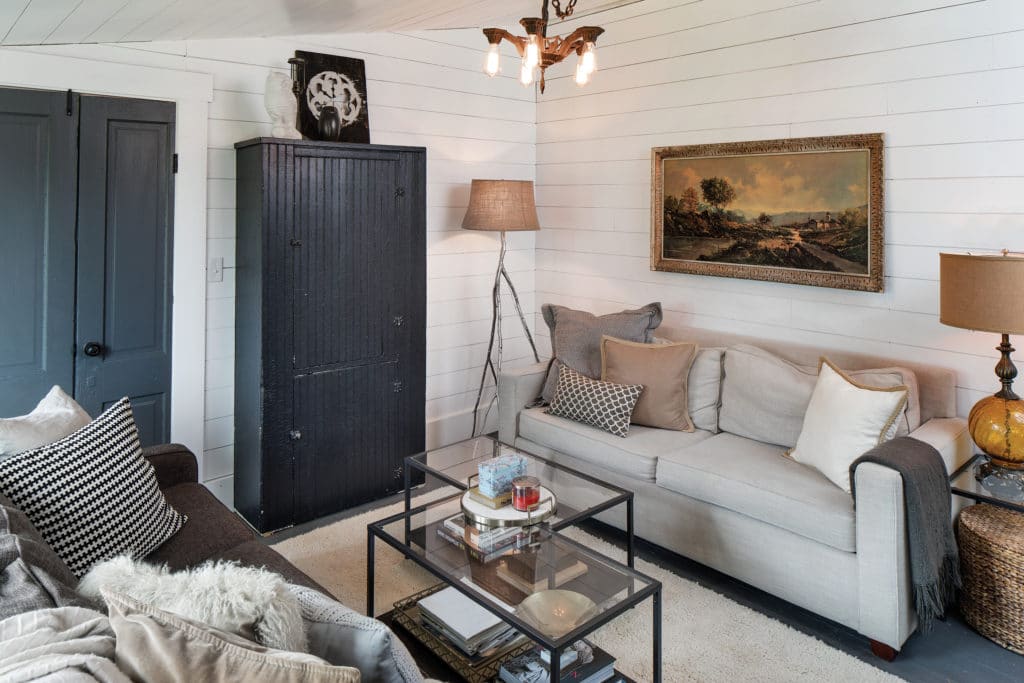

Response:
(789, 358), (908, 493)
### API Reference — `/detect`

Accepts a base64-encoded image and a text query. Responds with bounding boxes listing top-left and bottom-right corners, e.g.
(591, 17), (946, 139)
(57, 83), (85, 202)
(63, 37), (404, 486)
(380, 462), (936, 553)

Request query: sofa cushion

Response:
(688, 347), (724, 433)
(655, 432), (856, 552)
(212, 540), (326, 594)
(719, 344), (920, 448)
(146, 483), (254, 570)
(519, 407), (713, 481)
(541, 302), (663, 402)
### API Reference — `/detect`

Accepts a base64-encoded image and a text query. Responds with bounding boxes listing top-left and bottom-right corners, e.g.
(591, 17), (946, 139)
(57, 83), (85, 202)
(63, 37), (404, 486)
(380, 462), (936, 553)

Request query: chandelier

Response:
(481, 0), (604, 93)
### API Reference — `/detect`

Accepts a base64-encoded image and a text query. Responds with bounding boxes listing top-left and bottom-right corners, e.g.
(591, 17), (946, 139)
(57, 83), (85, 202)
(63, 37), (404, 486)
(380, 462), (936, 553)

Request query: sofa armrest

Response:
(498, 362), (549, 445)
(906, 417), (971, 476)
(853, 416), (969, 650)
(142, 443), (199, 489)
(854, 461), (914, 651)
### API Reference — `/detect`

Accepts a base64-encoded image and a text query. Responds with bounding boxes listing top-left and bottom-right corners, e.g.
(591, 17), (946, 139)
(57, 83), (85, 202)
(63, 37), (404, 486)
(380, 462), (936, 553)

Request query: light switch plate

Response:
(209, 256), (224, 283)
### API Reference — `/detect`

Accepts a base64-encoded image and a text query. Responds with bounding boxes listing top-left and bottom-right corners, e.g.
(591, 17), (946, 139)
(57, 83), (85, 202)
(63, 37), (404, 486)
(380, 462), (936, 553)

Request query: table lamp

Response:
(940, 251), (1024, 474)
(463, 179), (541, 436)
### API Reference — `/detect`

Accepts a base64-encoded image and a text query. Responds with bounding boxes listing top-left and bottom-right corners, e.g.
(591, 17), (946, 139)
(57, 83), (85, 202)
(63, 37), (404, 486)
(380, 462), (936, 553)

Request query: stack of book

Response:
(417, 586), (521, 658)
(436, 513), (535, 563)
(498, 642), (619, 683)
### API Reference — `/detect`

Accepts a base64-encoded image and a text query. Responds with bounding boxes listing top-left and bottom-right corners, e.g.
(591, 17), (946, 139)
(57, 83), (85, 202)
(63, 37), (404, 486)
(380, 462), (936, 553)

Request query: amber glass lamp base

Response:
(969, 395), (1024, 469)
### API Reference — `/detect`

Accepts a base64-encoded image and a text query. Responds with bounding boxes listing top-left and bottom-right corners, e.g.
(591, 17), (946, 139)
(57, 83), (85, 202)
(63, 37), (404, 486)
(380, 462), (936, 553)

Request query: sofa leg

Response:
(869, 639), (898, 661)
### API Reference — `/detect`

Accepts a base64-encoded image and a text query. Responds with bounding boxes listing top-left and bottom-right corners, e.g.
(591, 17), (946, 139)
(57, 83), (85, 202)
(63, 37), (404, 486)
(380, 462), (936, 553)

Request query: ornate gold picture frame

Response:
(651, 133), (884, 292)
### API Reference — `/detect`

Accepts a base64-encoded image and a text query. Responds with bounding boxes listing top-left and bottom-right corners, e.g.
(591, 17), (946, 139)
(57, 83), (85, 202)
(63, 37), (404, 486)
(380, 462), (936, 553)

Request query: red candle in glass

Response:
(512, 476), (541, 512)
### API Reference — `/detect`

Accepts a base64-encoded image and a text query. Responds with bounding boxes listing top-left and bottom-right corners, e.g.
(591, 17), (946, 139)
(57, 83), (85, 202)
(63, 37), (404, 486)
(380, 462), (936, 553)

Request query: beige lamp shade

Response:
(462, 179), (540, 232)
(940, 252), (1024, 334)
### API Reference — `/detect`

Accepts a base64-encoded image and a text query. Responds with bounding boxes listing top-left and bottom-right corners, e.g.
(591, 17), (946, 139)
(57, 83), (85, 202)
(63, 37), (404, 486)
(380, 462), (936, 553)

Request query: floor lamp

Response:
(462, 179), (542, 436)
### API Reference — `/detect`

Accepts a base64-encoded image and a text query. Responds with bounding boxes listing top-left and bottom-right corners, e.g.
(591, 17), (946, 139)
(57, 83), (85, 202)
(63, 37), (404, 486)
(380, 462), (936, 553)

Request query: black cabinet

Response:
(233, 138), (426, 532)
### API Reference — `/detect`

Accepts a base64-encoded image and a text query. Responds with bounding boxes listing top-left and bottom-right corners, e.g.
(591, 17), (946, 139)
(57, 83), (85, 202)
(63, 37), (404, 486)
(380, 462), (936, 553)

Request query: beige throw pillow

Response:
(601, 336), (697, 431)
(789, 359), (909, 493)
(104, 589), (361, 683)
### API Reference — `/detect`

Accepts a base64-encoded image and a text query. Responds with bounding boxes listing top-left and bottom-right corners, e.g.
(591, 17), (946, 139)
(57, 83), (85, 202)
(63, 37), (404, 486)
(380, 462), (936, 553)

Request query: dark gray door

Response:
(74, 96), (175, 446)
(0, 89), (78, 418)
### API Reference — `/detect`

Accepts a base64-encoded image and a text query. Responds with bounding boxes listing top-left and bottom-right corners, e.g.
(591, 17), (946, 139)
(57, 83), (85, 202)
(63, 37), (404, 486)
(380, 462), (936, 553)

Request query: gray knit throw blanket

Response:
(850, 436), (961, 631)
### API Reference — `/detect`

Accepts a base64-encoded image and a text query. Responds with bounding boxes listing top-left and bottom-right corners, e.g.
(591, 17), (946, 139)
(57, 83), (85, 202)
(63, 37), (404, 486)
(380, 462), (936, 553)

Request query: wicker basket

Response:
(959, 503), (1024, 653)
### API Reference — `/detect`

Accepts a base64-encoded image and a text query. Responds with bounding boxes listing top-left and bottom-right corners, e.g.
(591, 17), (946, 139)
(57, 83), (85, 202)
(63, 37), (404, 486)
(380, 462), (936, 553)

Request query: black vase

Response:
(317, 105), (342, 141)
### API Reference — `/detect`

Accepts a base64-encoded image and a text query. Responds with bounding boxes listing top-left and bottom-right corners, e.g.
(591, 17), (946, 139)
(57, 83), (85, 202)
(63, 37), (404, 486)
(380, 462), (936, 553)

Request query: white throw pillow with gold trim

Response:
(789, 358), (909, 493)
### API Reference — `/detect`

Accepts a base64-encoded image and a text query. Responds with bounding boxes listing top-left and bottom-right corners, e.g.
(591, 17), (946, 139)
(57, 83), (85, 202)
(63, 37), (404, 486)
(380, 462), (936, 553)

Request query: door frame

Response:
(0, 49), (213, 463)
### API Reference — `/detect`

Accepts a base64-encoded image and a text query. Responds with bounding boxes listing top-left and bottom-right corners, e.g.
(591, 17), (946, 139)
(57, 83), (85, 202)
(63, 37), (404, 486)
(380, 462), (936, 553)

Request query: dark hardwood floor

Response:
(271, 490), (1024, 682)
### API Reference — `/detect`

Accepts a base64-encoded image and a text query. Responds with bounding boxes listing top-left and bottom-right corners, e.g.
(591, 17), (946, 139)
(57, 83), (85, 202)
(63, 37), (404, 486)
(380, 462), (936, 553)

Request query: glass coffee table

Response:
(367, 436), (662, 682)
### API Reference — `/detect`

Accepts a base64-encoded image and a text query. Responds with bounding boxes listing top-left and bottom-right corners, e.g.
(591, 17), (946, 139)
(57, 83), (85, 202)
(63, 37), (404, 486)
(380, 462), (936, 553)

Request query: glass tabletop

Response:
(407, 436), (630, 531)
(370, 492), (658, 648)
(951, 453), (1024, 512)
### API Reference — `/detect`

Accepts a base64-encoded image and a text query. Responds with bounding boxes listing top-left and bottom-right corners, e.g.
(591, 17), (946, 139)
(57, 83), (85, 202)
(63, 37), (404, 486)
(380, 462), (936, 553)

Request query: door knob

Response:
(83, 342), (104, 357)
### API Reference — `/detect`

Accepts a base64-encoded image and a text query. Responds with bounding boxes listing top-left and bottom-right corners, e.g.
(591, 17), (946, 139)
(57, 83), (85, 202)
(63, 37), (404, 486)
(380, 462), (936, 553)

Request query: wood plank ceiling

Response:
(0, 0), (637, 45)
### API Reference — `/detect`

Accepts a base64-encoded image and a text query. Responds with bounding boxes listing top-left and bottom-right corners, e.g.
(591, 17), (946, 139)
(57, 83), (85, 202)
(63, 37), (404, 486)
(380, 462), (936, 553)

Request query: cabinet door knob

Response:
(289, 429), (302, 441)
(392, 315), (405, 327)
(83, 342), (104, 357)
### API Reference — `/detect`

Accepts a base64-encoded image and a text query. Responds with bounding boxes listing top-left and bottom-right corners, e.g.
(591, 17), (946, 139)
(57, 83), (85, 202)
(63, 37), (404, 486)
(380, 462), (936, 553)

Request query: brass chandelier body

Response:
(482, 0), (604, 93)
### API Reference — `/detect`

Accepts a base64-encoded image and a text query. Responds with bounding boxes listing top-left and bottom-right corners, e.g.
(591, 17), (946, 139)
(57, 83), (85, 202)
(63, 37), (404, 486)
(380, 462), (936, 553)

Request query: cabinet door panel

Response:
(0, 89), (77, 417)
(292, 362), (401, 522)
(290, 152), (400, 371)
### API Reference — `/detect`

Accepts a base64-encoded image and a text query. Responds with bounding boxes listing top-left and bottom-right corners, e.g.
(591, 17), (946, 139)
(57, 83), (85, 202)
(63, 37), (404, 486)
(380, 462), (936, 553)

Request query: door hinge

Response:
(65, 90), (73, 117)
(172, 154), (179, 174)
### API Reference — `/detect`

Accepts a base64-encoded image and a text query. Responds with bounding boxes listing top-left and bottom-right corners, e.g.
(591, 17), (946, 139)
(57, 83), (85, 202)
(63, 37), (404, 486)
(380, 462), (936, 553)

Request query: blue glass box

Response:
(477, 453), (527, 499)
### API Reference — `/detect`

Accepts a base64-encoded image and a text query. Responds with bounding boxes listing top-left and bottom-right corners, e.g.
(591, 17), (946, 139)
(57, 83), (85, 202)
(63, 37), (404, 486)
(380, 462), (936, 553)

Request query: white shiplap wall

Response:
(535, 0), (1024, 417)
(22, 32), (536, 506)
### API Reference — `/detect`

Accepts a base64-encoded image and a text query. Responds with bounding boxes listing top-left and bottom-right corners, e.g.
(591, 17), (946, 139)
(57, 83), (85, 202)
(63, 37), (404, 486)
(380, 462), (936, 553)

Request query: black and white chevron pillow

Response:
(0, 398), (186, 575)
(548, 364), (643, 438)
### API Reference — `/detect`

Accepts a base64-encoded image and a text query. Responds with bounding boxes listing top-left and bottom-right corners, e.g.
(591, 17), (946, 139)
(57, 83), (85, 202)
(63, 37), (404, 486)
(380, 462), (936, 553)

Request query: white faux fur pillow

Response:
(0, 386), (91, 455)
(79, 556), (308, 652)
(789, 358), (908, 493)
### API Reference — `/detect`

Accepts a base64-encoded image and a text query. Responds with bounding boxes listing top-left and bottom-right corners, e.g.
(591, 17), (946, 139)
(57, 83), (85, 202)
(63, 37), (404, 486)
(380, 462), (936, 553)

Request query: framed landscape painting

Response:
(651, 134), (884, 292)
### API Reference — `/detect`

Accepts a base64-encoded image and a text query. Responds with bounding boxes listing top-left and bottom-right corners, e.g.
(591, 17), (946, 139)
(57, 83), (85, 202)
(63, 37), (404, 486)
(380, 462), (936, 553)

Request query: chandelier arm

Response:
(482, 28), (528, 57)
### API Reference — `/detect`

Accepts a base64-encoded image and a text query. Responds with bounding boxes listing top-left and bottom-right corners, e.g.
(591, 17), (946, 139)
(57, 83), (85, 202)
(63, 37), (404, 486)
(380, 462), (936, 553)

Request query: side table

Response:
(958, 503), (1024, 654)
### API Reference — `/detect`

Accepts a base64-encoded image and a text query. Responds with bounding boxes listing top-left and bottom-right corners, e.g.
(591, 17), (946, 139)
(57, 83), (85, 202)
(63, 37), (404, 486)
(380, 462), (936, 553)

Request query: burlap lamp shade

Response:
(940, 252), (1024, 469)
(462, 180), (540, 232)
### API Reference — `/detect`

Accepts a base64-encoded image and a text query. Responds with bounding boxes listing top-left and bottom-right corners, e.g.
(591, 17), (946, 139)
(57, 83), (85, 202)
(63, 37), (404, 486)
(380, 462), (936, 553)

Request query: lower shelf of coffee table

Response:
(380, 604), (637, 683)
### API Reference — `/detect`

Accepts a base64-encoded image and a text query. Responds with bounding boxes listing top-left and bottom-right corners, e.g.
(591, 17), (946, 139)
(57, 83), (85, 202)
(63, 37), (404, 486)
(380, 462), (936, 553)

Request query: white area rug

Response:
(272, 493), (900, 683)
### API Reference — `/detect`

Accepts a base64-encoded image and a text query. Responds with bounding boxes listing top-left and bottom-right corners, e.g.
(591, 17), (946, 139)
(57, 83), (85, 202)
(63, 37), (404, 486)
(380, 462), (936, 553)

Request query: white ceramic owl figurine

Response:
(264, 71), (302, 139)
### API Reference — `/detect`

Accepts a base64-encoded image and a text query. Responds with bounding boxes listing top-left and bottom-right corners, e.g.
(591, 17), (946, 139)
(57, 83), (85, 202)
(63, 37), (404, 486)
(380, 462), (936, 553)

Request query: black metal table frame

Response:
(367, 493), (662, 683)
(950, 453), (1024, 513)
(402, 435), (637, 568)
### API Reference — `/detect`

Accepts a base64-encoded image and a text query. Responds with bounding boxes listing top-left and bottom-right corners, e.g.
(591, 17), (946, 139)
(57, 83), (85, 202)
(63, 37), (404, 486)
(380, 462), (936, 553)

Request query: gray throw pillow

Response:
(541, 302), (662, 402)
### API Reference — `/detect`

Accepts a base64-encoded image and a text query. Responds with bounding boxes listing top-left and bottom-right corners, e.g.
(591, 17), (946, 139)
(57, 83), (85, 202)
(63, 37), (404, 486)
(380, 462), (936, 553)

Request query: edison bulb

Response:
(484, 44), (500, 76)
(520, 61), (534, 86)
(574, 60), (589, 86)
(525, 35), (540, 69)
(581, 41), (596, 74)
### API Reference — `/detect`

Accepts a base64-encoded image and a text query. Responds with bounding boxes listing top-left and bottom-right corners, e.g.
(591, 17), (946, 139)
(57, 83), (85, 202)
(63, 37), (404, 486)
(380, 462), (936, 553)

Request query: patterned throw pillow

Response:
(0, 398), (186, 575)
(547, 365), (643, 438)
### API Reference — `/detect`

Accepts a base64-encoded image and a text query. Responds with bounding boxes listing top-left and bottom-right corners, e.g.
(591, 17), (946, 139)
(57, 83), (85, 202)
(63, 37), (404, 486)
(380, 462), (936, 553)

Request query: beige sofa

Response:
(498, 325), (971, 656)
